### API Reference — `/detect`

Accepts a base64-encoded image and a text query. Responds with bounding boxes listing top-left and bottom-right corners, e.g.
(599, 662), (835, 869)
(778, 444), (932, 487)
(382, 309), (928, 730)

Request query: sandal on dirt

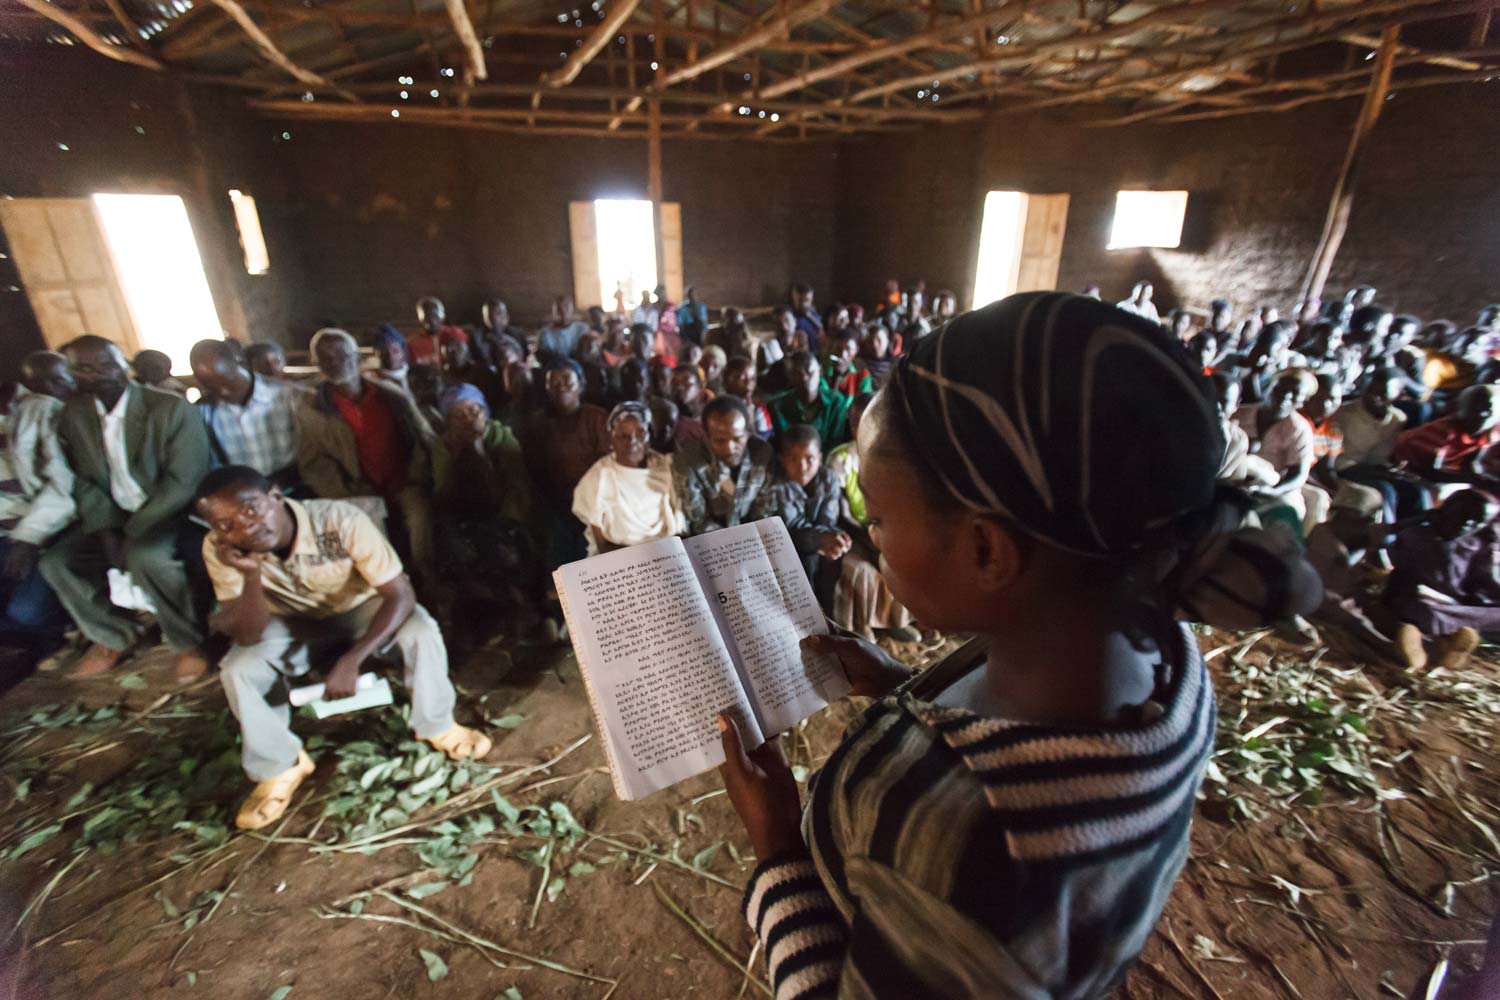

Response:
(235, 751), (316, 831)
(425, 725), (493, 762)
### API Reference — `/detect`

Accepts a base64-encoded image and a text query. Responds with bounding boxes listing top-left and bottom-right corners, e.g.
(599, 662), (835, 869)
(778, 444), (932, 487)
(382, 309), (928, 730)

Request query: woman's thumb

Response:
(718, 713), (752, 773)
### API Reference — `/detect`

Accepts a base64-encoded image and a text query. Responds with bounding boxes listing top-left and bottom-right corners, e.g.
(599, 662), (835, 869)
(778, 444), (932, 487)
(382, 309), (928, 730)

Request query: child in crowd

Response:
(751, 424), (848, 611)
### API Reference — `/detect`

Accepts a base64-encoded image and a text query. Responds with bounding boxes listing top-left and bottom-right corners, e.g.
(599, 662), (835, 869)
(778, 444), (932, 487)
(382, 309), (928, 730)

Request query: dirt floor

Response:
(2, 620), (1498, 1000)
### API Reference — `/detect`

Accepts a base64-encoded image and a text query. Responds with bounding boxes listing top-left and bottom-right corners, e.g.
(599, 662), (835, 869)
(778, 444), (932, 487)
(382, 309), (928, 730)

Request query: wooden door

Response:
(0, 198), (140, 353)
(1014, 193), (1070, 294)
(567, 200), (603, 311)
(659, 201), (683, 303)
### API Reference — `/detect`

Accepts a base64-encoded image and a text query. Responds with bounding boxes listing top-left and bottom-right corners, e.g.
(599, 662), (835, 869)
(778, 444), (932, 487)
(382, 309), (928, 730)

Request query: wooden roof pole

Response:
(750, 0), (1024, 100)
(652, 0), (838, 89)
(650, 0), (665, 282)
(541, 0), (643, 86)
(14, 0), (164, 69)
(207, 0), (355, 97)
(443, 0), (488, 81)
(1299, 25), (1399, 305)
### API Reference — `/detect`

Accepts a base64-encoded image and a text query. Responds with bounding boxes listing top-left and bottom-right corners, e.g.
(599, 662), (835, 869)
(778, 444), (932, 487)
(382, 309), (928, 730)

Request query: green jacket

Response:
(431, 420), (533, 525)
(295, 377), (435, 500)
(767, 380), (853, 449)
(58, 383), (212, 540)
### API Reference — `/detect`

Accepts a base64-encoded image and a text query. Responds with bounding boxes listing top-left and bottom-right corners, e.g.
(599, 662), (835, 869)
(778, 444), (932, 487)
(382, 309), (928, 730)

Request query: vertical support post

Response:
(1299, 25), (1399, 305)
(650, 0), (666, 285)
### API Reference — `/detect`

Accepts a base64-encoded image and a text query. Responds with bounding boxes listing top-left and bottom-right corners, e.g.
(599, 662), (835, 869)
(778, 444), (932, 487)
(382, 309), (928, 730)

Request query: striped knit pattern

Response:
(743, 856), (846, 1000)
(742, 624), (1212, 999)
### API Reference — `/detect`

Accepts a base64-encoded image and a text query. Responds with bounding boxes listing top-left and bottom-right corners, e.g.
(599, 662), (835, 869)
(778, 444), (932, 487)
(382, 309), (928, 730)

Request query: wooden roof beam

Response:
(847, 0), (1277, 105)
(14, 0), (164, 69)
(750, 1), (1026, 101)
(207, 0), (357, 98)
(651, 0), (840, 89)
(540, 0), (643, 86)
(988, 0), (1500, 116)
(443, 0), (488, 81)
(1340, 31), (1482, 70)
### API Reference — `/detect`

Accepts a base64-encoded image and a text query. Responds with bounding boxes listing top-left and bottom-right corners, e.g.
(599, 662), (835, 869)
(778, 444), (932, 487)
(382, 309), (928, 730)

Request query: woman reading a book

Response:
(717, 292), (1320, 999)
(571, 401), (685, 556)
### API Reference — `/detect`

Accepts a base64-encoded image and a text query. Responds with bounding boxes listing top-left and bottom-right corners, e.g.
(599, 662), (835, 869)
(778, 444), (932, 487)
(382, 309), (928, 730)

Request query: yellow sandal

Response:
(235, 751), (316, 830)
(425, 725), (493, 762)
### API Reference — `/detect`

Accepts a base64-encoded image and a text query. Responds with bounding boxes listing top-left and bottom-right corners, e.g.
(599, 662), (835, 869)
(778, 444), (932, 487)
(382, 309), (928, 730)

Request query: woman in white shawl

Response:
(572, 401), (685, 555)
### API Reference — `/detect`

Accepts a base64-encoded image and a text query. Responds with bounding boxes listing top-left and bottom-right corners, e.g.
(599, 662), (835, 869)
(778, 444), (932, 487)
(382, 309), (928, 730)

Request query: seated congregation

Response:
(2, 276), (1499, 998)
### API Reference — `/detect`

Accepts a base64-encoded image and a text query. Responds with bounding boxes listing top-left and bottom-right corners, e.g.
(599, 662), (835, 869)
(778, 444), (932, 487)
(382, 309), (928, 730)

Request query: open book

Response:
(554, 518), (851, 800)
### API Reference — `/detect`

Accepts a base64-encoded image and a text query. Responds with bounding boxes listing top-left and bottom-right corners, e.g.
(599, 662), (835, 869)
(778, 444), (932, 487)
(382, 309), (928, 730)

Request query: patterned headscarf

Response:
(438, 382), (489, 419)
(890, 292), (1318, 626)
(893, 292), (1221, 557)
(607, 400), (652, 432)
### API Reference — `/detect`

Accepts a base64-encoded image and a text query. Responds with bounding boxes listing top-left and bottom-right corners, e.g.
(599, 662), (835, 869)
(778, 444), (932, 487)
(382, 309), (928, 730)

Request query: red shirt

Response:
(1393, 417), (1500, 472)
(331, 385), (406, 495)
(405, 332), (435, 366)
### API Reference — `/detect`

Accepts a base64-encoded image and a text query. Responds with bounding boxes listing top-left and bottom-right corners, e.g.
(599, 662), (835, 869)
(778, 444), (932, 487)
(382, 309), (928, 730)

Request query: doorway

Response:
(567, 199), (684, 311)
(971, 191), (1071, 309)
(593, 199), (658, 314)
(0, 194), (222, 371)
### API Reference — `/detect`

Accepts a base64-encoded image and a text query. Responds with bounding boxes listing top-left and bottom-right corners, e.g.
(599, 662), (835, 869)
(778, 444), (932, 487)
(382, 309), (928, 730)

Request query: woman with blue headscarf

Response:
(714, 293), (1321, 999)
(371, 323), (411, 394)
(431, 383), (549, 647)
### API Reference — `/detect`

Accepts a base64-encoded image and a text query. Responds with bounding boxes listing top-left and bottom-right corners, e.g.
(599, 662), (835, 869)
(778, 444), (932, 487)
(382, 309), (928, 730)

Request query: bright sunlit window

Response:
(228, 189), (270, 275)
(594, 199), (657, 312)
(972, 191), (1027, 309)
(1108, 190), (1189, 249)
(92, 193), (222, 373)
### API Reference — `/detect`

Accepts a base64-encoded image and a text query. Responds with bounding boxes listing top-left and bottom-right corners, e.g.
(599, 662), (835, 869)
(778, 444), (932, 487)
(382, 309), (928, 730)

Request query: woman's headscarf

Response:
(607, 400), (652, 432)
(374, 323), (407, 354)
(438, 382), (489, 420)
(890, 292), (1318, 627)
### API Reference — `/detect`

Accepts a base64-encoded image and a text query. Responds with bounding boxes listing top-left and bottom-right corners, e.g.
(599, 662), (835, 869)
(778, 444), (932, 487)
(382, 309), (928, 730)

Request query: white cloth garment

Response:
(571, 452), (685, 555)
(1115, 298), (1161, 323)
(96, 390), (148, 513)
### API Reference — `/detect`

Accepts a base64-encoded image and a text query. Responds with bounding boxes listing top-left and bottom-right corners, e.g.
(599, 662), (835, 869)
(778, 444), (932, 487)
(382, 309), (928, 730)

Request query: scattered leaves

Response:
(419, 948), (449, 982)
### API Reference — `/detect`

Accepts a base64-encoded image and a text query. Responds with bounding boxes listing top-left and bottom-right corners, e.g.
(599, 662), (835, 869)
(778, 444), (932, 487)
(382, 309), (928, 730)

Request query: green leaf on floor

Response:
(269, 987), (292, 1000)
(118, 673), (147, 689)
(406, 881), (448, 900)
(419, 948), (449, 982)
(488, 714), (525, 729)
(10, 823), (62, 859)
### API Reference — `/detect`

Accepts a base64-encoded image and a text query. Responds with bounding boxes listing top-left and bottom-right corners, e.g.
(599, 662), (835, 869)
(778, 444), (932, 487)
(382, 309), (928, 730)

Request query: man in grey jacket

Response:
(0, 352), (76, 662)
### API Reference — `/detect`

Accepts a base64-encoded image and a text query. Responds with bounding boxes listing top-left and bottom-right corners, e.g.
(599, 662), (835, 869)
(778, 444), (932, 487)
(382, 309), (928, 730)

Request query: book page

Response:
(684, 519), (850, 739)
(555, 537), (761, 801)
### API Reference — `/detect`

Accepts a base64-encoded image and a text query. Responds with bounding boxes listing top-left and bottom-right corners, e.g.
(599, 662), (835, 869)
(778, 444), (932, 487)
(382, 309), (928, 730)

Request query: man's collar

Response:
(282, 498), (318, 556)
(93, 383), (136, 418)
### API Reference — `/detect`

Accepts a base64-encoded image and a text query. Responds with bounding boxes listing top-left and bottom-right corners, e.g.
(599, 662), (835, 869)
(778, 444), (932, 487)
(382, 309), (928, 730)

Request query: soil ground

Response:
(1, 622), (1497, 1000)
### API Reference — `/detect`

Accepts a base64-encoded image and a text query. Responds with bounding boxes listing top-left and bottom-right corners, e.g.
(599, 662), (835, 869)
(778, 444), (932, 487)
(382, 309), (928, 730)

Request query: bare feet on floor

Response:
(1434, 627), (1481, 671)
(1395, 623), (1427, 673)
(68, 643), (126, 679)
(173, 650), (209, 684)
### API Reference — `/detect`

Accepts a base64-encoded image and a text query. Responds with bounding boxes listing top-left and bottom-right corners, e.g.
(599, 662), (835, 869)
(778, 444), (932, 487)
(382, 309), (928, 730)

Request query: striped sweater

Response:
(742, 624), (1214, 999)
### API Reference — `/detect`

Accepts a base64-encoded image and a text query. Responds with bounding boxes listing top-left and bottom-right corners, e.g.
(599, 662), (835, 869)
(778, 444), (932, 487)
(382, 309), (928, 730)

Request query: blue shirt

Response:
(794, 307), (822, 355)
(537, 321), (589, 365)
